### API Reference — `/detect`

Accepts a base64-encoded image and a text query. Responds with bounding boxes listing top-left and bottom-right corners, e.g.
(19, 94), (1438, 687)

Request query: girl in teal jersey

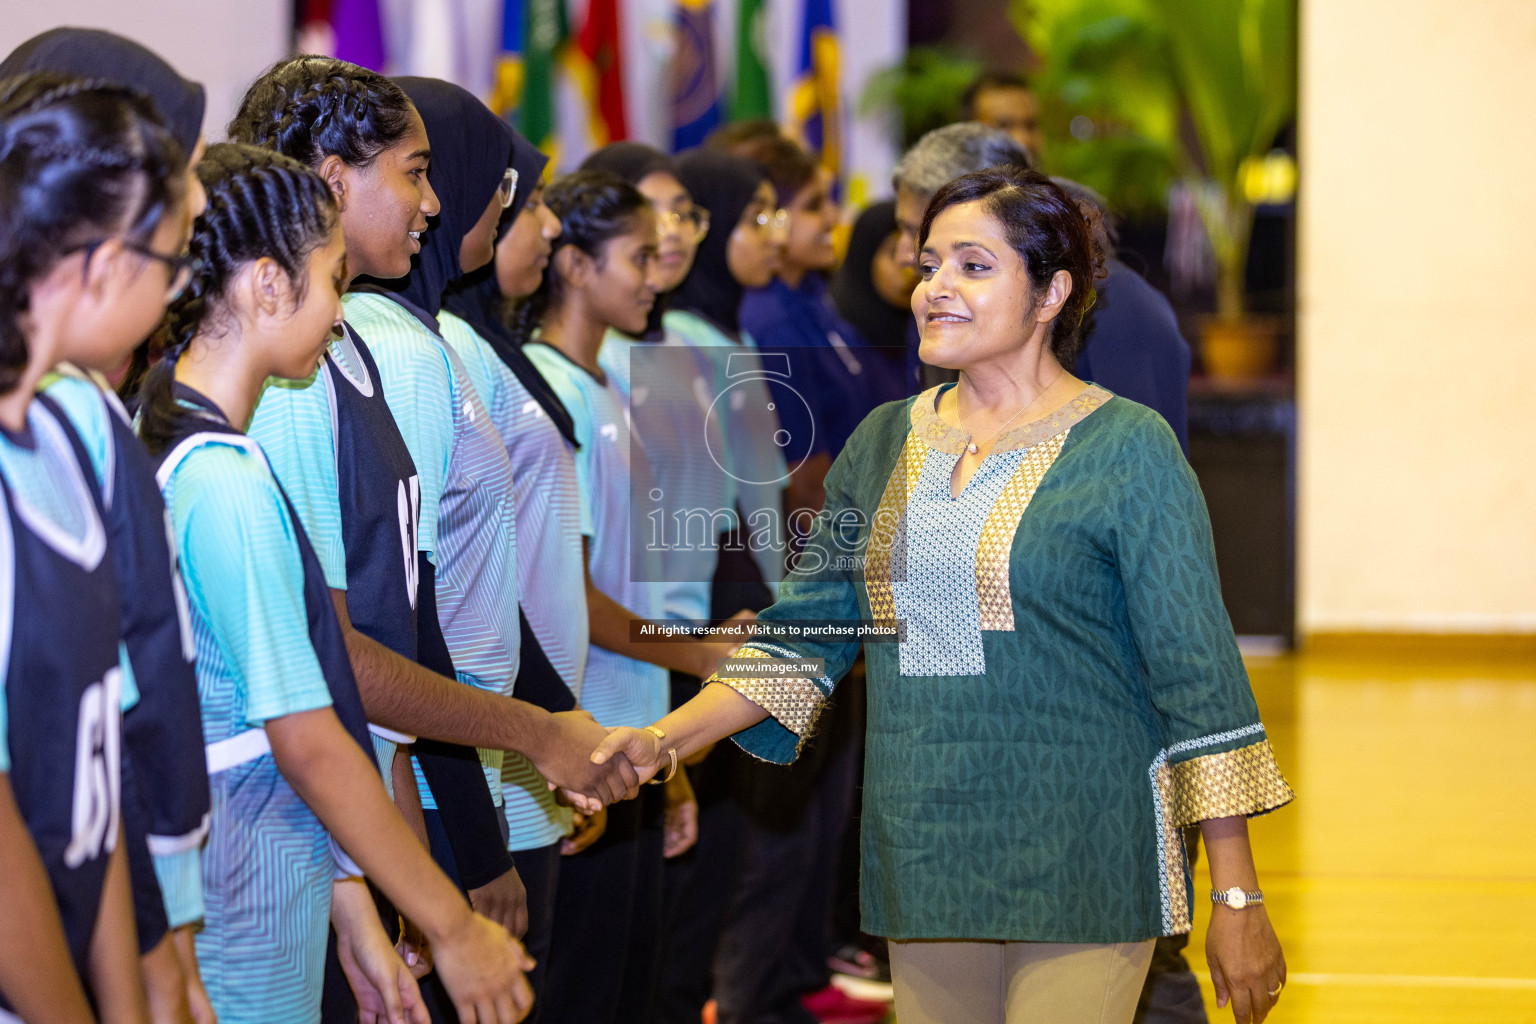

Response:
(0, 70), (189, 1024)
(137, 143), (534, 1024)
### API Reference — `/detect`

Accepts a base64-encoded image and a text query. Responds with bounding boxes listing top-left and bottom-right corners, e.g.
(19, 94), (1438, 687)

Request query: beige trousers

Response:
(888, 937), (1156, 1024)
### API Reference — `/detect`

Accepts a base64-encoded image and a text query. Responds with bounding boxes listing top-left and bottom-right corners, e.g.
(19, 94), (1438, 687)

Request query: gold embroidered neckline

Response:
(909, 382), (1113, 455)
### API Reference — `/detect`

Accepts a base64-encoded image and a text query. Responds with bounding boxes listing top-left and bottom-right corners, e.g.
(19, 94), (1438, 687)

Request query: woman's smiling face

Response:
(913, 199), (1062, 372)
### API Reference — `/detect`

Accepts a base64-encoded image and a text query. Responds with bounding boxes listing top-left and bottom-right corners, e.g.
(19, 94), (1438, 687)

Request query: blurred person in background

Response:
(831, 199), (918, 399)
(1053, 178), (1191, 455)
(732, 133), (897, 513)
(960, 71), (1044, 164)
(892, 123), (1031, 387)
(579, 140), (741, 1024)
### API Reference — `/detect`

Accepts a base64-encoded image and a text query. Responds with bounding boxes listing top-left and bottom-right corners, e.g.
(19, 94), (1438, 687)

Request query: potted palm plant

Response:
(1013, 0), (1296, 378)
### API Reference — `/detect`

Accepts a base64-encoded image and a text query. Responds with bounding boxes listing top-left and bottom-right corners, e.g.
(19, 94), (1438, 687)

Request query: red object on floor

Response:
(801, 984), (890, 1024)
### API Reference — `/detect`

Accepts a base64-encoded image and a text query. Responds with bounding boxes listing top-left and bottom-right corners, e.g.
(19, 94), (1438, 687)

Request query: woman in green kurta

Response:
(594, 167), (1292, 1024)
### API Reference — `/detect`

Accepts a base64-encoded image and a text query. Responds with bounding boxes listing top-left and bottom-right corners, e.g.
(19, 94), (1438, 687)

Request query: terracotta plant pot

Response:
(1199, 315), (1280, 381)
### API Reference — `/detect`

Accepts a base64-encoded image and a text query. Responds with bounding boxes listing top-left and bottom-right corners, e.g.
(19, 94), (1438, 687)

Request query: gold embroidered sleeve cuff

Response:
(705, 646), (827, 739)
(1169, 740), (1295, 827)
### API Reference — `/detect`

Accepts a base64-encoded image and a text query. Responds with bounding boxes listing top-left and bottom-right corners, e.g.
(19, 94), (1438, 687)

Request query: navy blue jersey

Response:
(326, 327), (420, 661)
(0, 394), (124, 1001)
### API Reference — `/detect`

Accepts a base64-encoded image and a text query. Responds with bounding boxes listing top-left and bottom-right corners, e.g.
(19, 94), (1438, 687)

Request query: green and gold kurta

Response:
(713, 384), (1292, 943)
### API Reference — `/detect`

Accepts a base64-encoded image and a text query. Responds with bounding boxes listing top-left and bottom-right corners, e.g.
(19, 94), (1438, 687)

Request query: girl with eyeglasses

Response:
(135, 141), (536, 1024)
(514, 169), (727, 1024)
(3, 33), (224, 1021)
(0, 71), (191, 1024)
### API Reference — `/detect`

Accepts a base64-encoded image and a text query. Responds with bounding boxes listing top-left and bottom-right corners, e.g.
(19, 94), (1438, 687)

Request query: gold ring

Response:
(1268, 981), (1284, 998)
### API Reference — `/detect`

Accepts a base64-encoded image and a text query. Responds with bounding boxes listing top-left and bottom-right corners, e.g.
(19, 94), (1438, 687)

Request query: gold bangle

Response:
(644, 726), (678, 784)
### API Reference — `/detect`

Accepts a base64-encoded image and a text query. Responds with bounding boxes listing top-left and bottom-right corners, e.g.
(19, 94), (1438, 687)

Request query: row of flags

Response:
(300, 0), (843, 182)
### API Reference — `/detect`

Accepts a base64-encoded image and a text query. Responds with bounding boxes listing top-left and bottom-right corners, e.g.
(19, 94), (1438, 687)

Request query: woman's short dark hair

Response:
(138, 143), (338, 455)
(918, 165), (1106, 367)
(509, 170), (649, 345)
(0, 72), (183, 394)
(227, 56), (415, 169)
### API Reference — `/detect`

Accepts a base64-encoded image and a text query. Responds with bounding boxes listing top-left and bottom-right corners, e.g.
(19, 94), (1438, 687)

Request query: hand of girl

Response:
(662, 771), (699, 858)
(561, 808), (607, 856)
(140, 933), (195, 1024)
(430, 911), (536, 1024)
(331, 879), (429, 1024)
(395, 918), (433, 981)
(469, 867), (530, 939)
(171, 926), (218, 1024)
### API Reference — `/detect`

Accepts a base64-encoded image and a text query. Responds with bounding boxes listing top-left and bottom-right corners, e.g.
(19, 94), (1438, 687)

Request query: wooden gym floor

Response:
(1180, 648), (1536, 1023)
(873, 647), (1536, 1023)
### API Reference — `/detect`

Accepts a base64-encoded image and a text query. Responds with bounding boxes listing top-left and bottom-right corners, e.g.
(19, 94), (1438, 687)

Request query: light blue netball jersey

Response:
(344, 292), (520, 808)
(662, 311), (788, 588)
(600, 330), (737, 625)
(440, 310), (588, 849)
(160, 434), (337, 1024)
(526, 342), (668, 730)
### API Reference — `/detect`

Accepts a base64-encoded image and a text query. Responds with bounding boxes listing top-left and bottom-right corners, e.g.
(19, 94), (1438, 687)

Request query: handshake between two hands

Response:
(541, 611), (753, 815)
(538, 712), (672, 816)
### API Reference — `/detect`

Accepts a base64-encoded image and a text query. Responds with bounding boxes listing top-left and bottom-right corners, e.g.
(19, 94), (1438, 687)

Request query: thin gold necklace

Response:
(961, 370), (1066, 456)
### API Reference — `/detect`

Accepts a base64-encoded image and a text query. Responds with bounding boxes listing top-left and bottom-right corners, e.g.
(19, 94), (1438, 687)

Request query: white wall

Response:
(1, 1), (289, 139)
(1297, 0), (1536, 634)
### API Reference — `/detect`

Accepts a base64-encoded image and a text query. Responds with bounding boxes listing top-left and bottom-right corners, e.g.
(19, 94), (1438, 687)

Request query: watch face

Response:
(1226, 886), (1247, 910)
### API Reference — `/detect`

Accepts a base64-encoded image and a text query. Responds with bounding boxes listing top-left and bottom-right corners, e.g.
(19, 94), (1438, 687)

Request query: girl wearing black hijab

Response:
(832, 199), (917, 394)
(667, 151), (788, 605)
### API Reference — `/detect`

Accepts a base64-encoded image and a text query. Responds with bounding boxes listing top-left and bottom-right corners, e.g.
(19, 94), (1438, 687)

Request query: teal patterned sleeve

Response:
(1108, 404), (1294, 824)
(709, 411), (895, 764)
(153, 845), (204, 927)
(247, 372), (346, 589)
(173, 447), (334, 726)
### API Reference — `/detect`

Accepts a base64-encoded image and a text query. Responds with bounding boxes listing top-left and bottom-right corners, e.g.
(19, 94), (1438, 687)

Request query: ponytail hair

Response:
(138, 143), (338, 455)
(227, 56), (415, 169)
(508, 170), (649, 345)
(0, 71), (183, 394)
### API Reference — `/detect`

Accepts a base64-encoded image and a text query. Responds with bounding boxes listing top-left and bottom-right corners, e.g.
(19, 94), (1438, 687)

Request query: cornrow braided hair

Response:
(508, 170), (649, 346)
(0, 71), (183, 394)
(138, 142), (338, 456)
(227, 56), (414, 169)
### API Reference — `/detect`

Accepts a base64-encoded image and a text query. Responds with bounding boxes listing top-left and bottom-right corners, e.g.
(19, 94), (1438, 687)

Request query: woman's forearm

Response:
(657, 682), (770, 761)
(0, 776), (96, 1024)
(593, 682), (770, 779)
(266, 707), (475, 947)
(1200, 815), (1262, 893)
(87, 832), (151, 1024)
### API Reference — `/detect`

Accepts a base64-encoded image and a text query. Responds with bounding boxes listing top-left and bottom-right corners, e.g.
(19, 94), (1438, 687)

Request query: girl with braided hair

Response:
(137, 141), (536, 1024)
(230, 62), (636, 973)
(0, 70), (191, 1023)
